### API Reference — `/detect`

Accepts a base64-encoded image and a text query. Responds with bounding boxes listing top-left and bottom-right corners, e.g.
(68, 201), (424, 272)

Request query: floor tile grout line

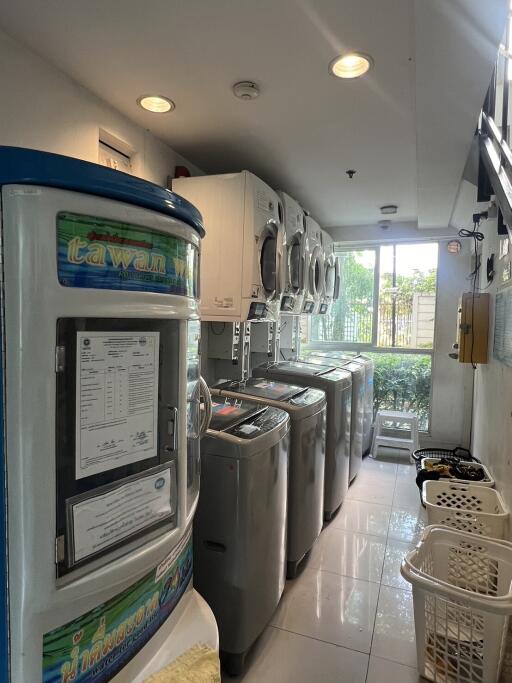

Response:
(364, 460), (398, 682)
(270, 623), (373, 659)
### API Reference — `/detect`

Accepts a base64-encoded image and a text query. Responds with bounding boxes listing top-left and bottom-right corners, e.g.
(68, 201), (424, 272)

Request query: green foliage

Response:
(367, 353), (432, 430)
(380, 269), (437, 298)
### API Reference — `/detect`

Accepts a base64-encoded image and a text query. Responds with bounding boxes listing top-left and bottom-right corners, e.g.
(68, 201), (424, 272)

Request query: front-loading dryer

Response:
(173, 171), (285, 322)
(277, 191), (307, 315)
(302, 215), (324, 314)
(319, 230), (340, 314)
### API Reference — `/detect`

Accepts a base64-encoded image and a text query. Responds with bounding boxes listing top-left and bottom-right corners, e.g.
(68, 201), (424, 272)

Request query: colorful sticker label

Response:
(57, 213), (198, 297)
(43, 527), (193, 683)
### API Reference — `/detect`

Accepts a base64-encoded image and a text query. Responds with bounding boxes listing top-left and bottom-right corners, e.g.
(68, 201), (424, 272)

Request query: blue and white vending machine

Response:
(0, 147), (218, 683)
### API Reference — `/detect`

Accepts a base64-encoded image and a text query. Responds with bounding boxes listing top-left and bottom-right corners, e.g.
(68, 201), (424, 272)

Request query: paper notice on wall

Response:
(76, 331), (160, 479)
(71, 467), (174, 563)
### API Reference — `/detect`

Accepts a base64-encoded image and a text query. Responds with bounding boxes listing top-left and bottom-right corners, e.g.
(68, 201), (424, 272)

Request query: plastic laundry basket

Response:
(423, 480), (509, 539)
(401, 525), (512, 683)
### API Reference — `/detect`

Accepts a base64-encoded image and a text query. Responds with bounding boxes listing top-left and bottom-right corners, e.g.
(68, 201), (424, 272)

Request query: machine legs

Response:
(221, 650), (247, 677)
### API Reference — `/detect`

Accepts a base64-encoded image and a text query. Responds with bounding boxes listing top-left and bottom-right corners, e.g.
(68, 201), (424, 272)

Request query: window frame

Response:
(306, 240), (439, 433)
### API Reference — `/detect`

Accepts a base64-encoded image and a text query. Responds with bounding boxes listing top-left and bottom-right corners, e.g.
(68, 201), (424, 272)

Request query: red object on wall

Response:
(175, 165), (191, 178)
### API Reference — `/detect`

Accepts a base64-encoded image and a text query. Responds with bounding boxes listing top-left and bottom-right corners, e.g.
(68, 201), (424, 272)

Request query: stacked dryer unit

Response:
(173, 171), (285, 323)
(319, 230), (340, 314)
(302, 215), (325, 314)
(277, 191), (308, 315)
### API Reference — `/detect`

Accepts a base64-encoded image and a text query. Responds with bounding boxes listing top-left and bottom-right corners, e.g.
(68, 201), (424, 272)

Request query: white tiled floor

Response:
(224, 455), (426, 682)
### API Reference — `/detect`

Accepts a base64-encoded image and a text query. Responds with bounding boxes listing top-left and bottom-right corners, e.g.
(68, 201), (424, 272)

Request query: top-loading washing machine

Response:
(277, 191), (308, 315)
(311, 351), (374, 456)
(302, 215), (324, 314)
(300, 355), (365, 482)
(193, 398), (289, 675)
(173, 171), (285, 322)
(319, 230), (340, 314)
(253, 361), (351, 520)
(348, 353), (374, 454)
(211, 377), (326, 578)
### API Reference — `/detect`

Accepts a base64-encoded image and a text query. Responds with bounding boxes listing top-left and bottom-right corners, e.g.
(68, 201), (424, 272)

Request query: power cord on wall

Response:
(458, 212), (487, 370)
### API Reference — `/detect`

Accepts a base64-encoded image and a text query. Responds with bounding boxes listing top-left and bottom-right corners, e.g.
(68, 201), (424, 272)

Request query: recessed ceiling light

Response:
(329, 52), (373, 79)
(137, 95), (175, 113)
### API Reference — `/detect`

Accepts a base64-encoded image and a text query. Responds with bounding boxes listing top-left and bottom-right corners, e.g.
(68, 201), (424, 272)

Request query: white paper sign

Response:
(71, 467), (173, 562)
(75, 331), (160, 479)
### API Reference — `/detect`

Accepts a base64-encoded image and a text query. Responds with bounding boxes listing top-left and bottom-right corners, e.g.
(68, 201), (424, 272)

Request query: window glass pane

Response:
(309, 249), (375, 343)
(378, 243), (438, 349)
(367, 352), (432, 431)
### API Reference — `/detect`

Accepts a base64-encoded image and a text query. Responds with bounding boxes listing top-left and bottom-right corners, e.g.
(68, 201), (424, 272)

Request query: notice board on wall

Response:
(494, 287), (512, 366)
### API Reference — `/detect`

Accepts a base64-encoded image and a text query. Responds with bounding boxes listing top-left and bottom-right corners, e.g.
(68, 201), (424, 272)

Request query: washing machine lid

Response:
(0, 146), (205, 236)
(209, 400), (266, 432)
(216, 378), (306, 402)
(303, 355), (364, 376)
(261, 361), (337, 377)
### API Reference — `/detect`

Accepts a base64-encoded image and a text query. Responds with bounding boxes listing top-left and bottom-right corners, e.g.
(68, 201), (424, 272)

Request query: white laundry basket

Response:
(401, 525), (512, 683)
(422, 480), (509, 539)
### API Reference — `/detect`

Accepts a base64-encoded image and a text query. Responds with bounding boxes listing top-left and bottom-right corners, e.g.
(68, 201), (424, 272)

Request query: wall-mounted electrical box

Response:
(457, 292), (490, 364)
(98, 129), (133, 174)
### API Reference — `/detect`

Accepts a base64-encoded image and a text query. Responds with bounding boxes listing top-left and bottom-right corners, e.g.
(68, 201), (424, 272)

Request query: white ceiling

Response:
(0, 0), (507, 228)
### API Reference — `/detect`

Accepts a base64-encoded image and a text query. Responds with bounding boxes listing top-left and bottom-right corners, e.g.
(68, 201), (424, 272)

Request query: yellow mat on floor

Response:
(144, 644), (220, 683)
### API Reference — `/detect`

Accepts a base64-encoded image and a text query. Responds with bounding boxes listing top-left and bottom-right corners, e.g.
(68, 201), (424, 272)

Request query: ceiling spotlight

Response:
(232, 81), (260, 100)
(380, 204), (398, 215)
(137, 95), (175, 113)
(329, 52), (373, 79)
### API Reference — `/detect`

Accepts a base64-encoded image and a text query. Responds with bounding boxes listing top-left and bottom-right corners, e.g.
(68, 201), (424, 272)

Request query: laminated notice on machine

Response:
(76, 331), (160, 479)
(70, 466), (174, 563)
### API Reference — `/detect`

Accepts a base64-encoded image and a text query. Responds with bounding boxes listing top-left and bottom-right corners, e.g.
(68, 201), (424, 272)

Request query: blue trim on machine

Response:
(0, 146), (205, 237)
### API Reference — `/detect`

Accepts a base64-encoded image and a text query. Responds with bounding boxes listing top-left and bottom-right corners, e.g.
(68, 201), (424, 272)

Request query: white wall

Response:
(429, 240), (473, 449)
(472, 216), (512, 515)
(0, 28), (202, 185)
(327, 223), (473, 449)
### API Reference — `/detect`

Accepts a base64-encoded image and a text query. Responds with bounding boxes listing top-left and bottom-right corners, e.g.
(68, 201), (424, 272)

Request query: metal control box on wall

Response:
(457, 292), (490, 364)
(173, 171), (285, 322)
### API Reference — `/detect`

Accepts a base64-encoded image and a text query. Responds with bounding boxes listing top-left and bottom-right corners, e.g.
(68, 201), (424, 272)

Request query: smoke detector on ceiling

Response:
(232, 81), (260, 100)
(380, 204), (398, 215)
(379, 220), (391, 230)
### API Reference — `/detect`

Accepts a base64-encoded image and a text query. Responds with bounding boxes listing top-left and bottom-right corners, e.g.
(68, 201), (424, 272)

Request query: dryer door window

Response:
(260, 232), (277, 295)
(310, 254), (321, 295)
(325, 262), (336, 298)
(289, 237), (301, 292)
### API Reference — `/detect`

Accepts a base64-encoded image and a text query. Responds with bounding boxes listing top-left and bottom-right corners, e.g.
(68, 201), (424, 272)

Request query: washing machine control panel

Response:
(248, 301), (270, 319)
(281, 295), (294, 312)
